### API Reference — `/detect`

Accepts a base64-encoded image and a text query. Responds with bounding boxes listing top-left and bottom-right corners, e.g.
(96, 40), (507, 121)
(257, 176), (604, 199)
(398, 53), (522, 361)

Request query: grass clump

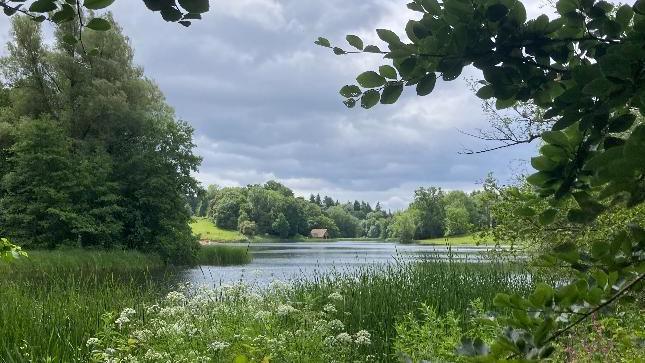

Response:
(0, 249), (176, 362)
(197, 244), (252, 266)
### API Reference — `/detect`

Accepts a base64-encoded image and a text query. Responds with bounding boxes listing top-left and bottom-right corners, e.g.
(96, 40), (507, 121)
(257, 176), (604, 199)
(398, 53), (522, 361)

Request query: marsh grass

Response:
(197, 244), (252, 266)
(0, 249), (177, 362)
(291, 258), (538, 359)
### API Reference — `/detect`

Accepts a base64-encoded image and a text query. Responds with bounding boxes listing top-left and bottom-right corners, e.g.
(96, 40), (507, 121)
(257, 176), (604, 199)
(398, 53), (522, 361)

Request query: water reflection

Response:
(184, 241), (498, 288)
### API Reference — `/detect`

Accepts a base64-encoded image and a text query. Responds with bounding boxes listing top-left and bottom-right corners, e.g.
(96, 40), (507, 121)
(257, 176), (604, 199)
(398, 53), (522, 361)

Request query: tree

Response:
(326, 205), (361, 238)
(1, 16), (201, 262)
(389, 211), (416, 244)
(444, 205), (471, 236)
(210, 188), (245, 230)
(271, 213), (290, 239)
(238, 220), (257, 239)
(409, 187), (445, 239)
(319, 0), (645, 359)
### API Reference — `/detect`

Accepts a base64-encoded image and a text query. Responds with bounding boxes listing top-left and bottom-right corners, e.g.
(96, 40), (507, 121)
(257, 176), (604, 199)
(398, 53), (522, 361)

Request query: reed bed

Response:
(291, 258), (538, 359)
(196, 244), (252, 266)
(0, 249), (176, 362)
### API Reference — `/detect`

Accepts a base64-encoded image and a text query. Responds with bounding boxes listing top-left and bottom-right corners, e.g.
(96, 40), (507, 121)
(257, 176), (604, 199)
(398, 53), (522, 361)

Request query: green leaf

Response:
(51, 4), (75, 23)
(178, 0), (209, 13)
(582, 78), (613, 97)
(62, 34), (78, 45)
(84, 0), (116, 10)
(379, 65), (398, 80)
(340, 85), (362, 98)
(315, 37), (331, 47)
(526, 171), (552, 187)
(380, 84), (404, 104)
(361, 90), (380, 109)
(376, 29), (401, 45)
(476, 85), (494, 99)
(363, 45), (382, 53)
(634, 0), (645, 15)
(343, 98), (356, 108)
(161, 6), (183, 22)
(333, 47), (346, 55)
(586, 287), (603, 305)
(493, 293), (512, 308)
(556, 0), (578, 14)
(531, 156), (557, 171)
(615, 5), (634, 28)
(86, 18), (112, 31)
(346, 35), (364, 50)
(530, 283), (554, 307)
(29, 0), (57, 13)
(356, 71), (386, 88)
(416, 73), (436, 96)
(608, 113), (636, 133)
(486, 4), (508, 22)
(542, 131), (569, 148)
(539, 209), (558, 225)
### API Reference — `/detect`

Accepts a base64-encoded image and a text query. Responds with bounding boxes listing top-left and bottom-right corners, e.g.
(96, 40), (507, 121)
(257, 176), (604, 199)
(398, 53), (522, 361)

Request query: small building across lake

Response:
(310, 229), (329, 239)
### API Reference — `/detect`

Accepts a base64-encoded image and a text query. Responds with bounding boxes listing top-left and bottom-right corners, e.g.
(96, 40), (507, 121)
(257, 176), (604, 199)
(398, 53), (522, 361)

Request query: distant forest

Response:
(187, 176), (499, 242)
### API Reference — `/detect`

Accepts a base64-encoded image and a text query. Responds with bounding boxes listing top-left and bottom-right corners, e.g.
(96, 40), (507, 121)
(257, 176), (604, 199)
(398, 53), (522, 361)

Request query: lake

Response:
(183, 241), (498, 287)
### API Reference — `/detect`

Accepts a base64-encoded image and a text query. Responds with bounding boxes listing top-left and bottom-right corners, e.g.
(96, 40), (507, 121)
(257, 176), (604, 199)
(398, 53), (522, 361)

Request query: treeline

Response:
(389, 177), (498, 243)
(190, 181), (391, 239)
(189, 176), (498, 243)
(0, 16), (200, 262)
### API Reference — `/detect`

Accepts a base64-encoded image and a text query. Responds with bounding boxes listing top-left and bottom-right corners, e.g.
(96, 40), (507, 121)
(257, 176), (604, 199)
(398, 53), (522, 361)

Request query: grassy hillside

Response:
(416, 233), (493, 246)
(190, 218), (246, 241)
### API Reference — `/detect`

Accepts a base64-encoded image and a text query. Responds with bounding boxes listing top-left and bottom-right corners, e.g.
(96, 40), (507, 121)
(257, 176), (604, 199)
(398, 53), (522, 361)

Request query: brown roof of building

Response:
(310, 229), (328, 238)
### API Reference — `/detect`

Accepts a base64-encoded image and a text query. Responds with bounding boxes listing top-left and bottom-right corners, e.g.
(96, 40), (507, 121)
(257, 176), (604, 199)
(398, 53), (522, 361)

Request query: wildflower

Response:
(323, 303), (337, 314)
(323, 336), (336, 346)
(327, 319), (345, 331)
(336, 332), (352, 344)
(86, 338), (100, 348)
(115, 308), (136, 329)
(328, 292), (343, 301)
(166, 291), (186, 304)
(276, 304), (298, 316)
(354, 330), (371, 345)
(145, 304), (160, 315)
(209, 341), (230, 352)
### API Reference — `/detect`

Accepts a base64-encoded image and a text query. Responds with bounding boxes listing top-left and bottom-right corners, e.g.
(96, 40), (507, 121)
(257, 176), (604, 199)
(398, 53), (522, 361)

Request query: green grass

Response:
(190, 218), (246, 241)
(291, 259), (537, 359)
(0, 249), (177, 362)
(197, 244), (252, 266)
(416, 233), (493, 246)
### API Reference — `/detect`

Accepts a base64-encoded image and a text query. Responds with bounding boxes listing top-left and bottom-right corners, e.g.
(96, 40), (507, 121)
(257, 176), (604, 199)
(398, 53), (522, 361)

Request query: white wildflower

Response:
(336, 332), (352, 344)
(209, 341), (230, 352)
(354, 330), (371, 345)
(324, 336), (336, 346)
(323, 303), (337, 314)
(145, 304), (160, 315)
(276, 304), (298, 316)
(327, 319), (345, 331)
(86, 338), (100, 348)
(328, 292), (343, 301)
(115, 308), (136, 329)
(166, 291), (186, 304)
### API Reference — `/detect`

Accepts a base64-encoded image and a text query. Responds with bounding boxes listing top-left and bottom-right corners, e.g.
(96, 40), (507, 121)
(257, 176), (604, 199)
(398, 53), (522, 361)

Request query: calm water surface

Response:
(184, 241), (496, 287)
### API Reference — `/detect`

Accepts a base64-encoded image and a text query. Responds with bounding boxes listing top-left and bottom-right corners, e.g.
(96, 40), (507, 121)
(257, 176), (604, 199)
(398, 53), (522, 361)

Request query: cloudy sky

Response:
(0, 0), (557, 210)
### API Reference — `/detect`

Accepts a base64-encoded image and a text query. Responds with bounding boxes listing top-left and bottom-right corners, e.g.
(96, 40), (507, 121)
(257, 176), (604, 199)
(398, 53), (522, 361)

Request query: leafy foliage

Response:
(319, 0), (645, 359)
(0, 16), (201, 262)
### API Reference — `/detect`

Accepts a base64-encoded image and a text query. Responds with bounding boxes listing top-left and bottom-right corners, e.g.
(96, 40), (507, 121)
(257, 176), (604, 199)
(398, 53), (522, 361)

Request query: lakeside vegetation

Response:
(197, 244), (252, 266)
(0, 250), (176, 362)
(0, 0), (644, 360)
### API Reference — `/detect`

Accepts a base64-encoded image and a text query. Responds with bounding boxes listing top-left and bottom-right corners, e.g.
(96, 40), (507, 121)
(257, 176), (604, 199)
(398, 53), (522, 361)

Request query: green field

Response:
(190, 218), (247, 241)
(416, 233), (493, 246)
